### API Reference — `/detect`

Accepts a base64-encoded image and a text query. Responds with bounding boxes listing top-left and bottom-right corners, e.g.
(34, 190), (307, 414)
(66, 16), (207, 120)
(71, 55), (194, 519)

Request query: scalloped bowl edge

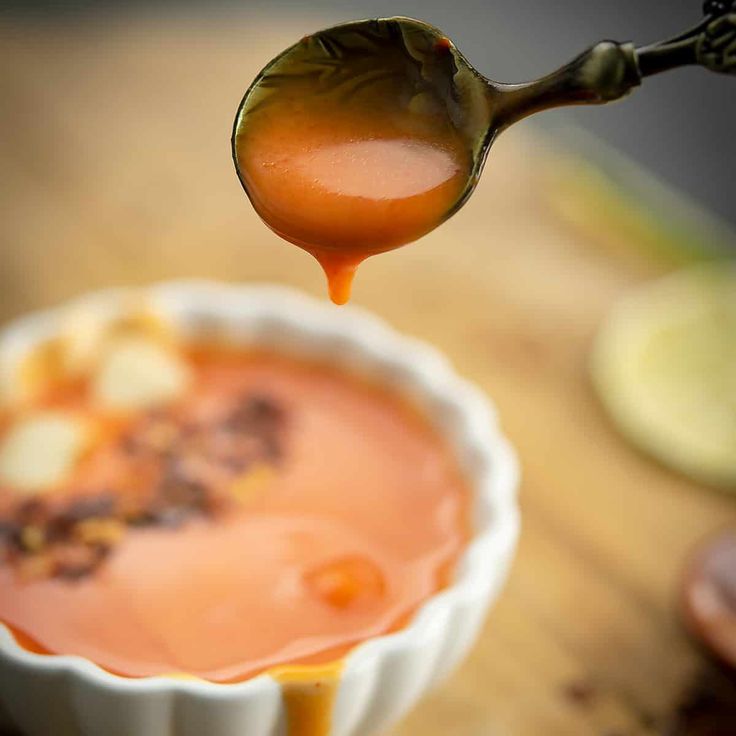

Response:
(0, 281), (519, 736)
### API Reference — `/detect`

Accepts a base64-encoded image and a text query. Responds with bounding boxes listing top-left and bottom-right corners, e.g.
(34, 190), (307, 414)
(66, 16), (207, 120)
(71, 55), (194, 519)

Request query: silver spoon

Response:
(235, 2), (733, 220)
(232, 2), (735, 302)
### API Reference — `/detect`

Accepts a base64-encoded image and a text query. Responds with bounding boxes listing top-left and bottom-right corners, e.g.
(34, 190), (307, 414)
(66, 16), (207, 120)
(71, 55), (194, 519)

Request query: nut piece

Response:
(93, 336), (190, 411)
(19, 525), (45, 553)
(0, 412), (89, 493)
(73, 518), (125, 547)
(229, 463), (275, 504)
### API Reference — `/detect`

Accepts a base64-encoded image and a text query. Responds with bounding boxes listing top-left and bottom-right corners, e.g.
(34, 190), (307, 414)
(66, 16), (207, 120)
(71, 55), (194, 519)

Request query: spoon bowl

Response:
(233, 18), (493, 241)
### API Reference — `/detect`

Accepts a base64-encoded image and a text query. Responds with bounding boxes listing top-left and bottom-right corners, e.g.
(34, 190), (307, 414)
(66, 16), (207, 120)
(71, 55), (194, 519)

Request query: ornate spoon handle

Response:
(638, 0), (736, 76)
(493, 1), (736, 129)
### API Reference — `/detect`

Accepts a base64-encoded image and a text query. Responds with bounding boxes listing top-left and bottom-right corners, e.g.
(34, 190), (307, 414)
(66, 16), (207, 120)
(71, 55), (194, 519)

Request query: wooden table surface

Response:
(1, 12), (735, 736)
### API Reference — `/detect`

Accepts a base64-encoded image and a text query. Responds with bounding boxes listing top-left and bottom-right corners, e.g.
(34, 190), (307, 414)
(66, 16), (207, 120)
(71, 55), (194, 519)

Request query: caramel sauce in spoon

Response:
(237, 110), (468, 304)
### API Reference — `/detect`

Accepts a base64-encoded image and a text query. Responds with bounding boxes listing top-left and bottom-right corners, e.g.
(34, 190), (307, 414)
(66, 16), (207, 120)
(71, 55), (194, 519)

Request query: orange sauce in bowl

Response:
(234, 85), (470, 304)
(0, 348), (470, 733)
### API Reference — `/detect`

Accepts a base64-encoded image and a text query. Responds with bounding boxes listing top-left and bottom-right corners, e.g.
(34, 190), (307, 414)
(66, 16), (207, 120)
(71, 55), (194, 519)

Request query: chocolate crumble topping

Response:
(0, 393), (287, 581)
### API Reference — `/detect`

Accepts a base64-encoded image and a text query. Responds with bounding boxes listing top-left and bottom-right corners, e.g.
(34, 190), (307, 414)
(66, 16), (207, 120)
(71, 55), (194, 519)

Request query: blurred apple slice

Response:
(0, 412), (89, 493)
(592, 262), (736, 488)
(93, 336), (190, 411)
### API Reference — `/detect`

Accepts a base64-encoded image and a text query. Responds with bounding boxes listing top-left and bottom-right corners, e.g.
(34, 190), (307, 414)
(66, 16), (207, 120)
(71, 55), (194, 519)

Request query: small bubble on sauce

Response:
(305, 556), (385, 608)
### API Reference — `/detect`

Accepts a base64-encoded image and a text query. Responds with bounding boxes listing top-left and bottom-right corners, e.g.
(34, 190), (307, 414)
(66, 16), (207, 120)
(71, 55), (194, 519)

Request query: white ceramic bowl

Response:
(0, 282), (519, 736)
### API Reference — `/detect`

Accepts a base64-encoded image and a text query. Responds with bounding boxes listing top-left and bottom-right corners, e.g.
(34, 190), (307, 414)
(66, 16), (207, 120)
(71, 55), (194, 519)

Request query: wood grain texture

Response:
(1, 12), (734, 736)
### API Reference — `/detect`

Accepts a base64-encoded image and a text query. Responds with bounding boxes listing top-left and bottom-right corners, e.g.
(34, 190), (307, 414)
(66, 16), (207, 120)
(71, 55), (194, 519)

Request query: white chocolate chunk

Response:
(0, 412), (89, 493)
(60, 308), (109, 377)
(93, 336), (190, 410)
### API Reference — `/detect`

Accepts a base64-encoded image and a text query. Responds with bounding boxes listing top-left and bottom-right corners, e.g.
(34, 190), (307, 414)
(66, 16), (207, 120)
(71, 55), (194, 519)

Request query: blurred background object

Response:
(1, 1), (735, 735)
(592, 262), (736, 490)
